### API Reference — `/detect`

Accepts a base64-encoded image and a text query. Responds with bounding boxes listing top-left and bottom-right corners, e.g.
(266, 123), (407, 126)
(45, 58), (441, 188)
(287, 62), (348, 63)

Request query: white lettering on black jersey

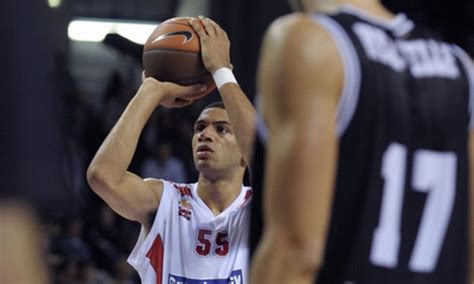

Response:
(353, 22), (460, 79)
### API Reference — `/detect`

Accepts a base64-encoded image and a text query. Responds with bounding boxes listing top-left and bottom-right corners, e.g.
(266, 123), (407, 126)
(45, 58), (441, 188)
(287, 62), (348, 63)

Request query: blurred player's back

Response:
(252, 4), (472, 284)
(315, 6), (471, 283)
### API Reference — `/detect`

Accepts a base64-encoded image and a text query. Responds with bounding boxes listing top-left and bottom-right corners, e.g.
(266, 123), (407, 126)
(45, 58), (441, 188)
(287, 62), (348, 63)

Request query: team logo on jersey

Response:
(174, 184), (193, 220)
(168, 269), (244, 284)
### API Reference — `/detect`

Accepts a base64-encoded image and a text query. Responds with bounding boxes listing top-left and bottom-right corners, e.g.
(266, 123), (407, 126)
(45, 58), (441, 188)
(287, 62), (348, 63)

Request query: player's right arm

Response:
(190, 17), (257, 168)
(87, 78), (206, 225)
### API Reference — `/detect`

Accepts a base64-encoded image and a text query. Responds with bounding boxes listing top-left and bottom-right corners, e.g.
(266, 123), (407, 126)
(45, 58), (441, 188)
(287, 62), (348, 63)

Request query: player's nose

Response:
(198, 127), (214, 142)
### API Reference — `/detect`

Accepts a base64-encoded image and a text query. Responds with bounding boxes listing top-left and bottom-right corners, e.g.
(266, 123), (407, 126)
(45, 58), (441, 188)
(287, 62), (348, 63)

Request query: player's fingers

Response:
(182, 88), (211, 101)
(202, 16), (229, 41)
(198, 15), (217, 36)
(221, 29), (229, 40)
(189, 18), (207, 38)
(174, 98), (193, 108)
(173, 83), (207, 97)
(202, 17), (225, 35)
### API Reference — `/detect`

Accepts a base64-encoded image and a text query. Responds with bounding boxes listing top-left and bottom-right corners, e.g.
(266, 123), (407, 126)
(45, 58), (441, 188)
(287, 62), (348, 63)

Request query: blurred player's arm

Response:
(251, 14), (342, 284)
(0, 202), (49, 284)
(190, 16), (257, 167)
(87, 78), (206, 224)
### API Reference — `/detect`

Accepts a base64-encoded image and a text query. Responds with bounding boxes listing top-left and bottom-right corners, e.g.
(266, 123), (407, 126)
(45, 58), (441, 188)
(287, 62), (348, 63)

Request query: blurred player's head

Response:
(191, 102), (245, 180)
(288, 0), (345, 12)
(288, 0), (308, 11)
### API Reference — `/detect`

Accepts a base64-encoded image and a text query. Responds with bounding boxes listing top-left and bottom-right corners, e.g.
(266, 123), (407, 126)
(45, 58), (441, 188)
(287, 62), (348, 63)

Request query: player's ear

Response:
(240, 157), (246, 167)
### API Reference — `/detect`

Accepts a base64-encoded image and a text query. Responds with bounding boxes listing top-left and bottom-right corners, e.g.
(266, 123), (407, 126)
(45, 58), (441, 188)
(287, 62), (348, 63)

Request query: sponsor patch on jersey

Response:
(178, 207), (192, 220)
(168, 269), (243, 284)
(179, 198), (193, 210)
(174, 184), (193, 220)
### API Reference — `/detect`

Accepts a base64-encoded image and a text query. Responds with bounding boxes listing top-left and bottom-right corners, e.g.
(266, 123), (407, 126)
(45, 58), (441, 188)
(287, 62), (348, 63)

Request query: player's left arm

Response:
(190, 16), (257, 168)
(251, 14), (343, 284)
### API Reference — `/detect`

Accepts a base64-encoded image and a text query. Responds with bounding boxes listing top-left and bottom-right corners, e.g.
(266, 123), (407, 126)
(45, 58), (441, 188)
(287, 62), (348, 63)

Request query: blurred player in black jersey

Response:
(250, 0), (474, 283)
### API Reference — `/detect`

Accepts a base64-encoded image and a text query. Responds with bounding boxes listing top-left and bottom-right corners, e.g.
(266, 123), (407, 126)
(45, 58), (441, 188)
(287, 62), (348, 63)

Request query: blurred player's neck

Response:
(341, 0), (395, 20)
(291, 0), (340, 13)
(300, 0), (394, 20)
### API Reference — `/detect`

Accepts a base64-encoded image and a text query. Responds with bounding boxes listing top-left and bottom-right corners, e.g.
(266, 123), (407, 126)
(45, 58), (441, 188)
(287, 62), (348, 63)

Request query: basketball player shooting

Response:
(87, 17), (253, 283)
(250, 0), (474, 283)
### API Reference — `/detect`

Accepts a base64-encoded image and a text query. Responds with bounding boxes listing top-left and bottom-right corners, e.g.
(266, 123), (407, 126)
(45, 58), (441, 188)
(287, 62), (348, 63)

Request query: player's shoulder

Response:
(265, 12), (340, 63)
(267, 12), (331, 43)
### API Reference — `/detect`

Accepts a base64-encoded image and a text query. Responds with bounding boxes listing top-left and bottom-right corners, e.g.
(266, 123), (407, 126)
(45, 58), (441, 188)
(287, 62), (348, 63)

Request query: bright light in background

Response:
(115, 23), (157, 44)
(67, 18), (159, 44)
(68, 20), (113, 42)
(48, 0), (61, 8)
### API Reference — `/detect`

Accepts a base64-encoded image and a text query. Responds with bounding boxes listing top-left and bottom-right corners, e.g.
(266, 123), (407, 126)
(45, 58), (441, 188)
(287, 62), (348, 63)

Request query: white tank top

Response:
(128, 180), (252, 284)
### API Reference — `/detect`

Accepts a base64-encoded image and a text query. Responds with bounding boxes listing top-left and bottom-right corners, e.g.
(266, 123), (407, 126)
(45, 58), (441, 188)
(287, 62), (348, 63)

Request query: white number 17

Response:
(370, 142), (457, 272)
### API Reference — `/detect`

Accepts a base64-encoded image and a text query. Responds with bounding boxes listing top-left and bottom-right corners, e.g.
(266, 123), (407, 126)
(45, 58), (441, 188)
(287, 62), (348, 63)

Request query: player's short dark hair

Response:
(202, 101), (226, 111)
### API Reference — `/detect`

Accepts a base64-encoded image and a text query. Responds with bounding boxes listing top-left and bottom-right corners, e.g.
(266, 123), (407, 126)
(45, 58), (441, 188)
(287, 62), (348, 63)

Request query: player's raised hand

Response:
(139, 76), (207, 108)
(189, 16), (233, 74)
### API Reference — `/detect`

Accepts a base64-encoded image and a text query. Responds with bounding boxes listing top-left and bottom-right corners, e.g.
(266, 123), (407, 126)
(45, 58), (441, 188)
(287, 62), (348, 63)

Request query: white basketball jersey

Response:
(128, 180), (252, 284)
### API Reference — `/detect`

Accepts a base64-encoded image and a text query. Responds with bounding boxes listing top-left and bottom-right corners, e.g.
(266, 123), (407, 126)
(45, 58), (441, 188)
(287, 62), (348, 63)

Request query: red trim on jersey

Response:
(146, 235), (164, 284)
(173, 184), (193, 197)
(241, 189), (253, 207)
(244, 190), (252, 203)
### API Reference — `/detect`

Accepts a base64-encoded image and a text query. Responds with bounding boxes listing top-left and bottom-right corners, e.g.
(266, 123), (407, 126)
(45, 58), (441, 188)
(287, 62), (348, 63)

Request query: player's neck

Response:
(341, 0), (395, 20)
(196, 174), (243, 216)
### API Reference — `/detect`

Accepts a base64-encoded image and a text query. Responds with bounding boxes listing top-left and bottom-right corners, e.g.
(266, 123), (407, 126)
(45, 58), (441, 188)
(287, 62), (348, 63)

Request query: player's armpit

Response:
(87, 168), (164, 225)
(252, 13), (343, 284)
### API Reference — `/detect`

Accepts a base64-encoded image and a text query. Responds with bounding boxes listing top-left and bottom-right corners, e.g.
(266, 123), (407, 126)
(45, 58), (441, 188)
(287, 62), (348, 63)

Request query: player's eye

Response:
(194, 124), (206, 133)
(216, 125), (230, 134)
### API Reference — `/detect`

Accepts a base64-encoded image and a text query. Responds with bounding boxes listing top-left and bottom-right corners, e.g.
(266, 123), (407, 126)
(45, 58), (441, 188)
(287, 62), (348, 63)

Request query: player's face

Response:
(191, 108), (243, 176)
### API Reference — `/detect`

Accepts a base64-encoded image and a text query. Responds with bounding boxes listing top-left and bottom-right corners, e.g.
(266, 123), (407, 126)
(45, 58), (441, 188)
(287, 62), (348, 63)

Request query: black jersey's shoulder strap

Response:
(453, 45), (474, 129)
(312, 13), (361, 136)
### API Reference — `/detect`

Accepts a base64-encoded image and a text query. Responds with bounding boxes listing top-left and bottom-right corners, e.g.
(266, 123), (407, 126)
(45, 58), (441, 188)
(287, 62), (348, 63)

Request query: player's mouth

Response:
(196, 144), (214, 158)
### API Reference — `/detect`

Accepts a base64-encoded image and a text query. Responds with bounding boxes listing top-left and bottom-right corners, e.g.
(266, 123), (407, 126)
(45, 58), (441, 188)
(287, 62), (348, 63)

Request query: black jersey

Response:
(251, 5), (473, 284)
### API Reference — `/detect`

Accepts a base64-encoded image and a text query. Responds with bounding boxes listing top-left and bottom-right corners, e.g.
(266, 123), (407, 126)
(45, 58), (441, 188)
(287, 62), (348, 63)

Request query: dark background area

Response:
(2, 0), (473, 211)
(1, 0), (473, 282)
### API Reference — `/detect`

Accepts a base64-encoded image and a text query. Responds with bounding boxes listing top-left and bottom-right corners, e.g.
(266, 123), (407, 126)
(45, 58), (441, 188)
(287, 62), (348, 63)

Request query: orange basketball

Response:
(143, 17), (216, 96)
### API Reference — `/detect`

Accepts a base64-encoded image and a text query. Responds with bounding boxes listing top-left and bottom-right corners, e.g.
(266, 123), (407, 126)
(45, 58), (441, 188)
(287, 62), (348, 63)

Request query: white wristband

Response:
(212, 67), (238, 90)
